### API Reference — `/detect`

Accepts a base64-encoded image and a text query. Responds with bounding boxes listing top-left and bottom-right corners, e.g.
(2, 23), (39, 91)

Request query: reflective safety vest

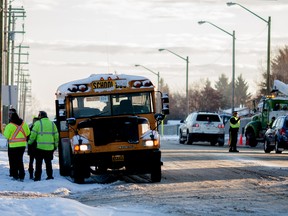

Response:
(230, 116), (240, 129)
(28, 118), (59, 151)
(4, 122), (30, 148)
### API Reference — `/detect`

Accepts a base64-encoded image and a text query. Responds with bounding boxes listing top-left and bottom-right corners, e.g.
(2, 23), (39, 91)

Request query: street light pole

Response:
(158, 48), (189, 116)
(227, 2), (271, 94)
(135, 64), (161, 113)
(198, 21), (236, 113)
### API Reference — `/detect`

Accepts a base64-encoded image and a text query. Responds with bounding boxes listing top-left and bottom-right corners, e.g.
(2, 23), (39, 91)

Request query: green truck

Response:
(245, 80), (288, 147)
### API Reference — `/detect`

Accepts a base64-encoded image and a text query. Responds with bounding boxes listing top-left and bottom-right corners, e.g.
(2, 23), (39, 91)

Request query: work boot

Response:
(46, 176), (54, 180)
(34, 178), (40, 182)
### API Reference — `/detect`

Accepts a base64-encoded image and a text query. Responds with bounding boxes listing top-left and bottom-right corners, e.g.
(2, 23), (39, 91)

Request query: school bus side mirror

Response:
(67, 117), (76, 126)
(154, 113), (165, 121)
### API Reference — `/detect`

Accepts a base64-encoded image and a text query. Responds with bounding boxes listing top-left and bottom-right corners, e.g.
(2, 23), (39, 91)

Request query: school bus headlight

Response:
(74, 144), (91, 151)
(143, 139), (159, 147)
(143, 140), (154, 147)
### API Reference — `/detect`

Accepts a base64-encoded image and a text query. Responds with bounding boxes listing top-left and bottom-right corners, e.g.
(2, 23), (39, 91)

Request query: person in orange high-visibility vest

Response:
(7, 108), (23, 177)
(4, 112), (30, 181)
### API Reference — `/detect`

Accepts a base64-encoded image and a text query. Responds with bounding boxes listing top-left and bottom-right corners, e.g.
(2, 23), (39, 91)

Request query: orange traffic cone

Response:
(238, 134), (243, 145)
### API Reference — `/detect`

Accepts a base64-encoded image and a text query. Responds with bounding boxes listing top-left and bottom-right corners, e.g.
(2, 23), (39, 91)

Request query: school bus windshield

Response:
(70, 92), (154, 118)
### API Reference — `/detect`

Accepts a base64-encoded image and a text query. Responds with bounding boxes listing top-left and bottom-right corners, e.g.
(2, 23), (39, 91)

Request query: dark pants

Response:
(28, 144), (36, 178)
(28, 155), (35, 178)
(8, 146), (12, 176)
(8, 146), (26, 179)
(34, 149), (54, 180)
(230, 128), (239, 151)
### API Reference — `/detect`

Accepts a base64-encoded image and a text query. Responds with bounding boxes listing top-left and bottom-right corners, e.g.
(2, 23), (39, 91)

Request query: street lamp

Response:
(135, 64), (161, 113)
(158, 48), (189, 116)
(198, 20), (236, 113)
(227, 2), (271, 94)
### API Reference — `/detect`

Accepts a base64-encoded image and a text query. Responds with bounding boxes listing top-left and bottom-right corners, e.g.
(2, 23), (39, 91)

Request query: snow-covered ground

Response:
(0, 134), (169, 216)
(0, 132), (252, 216)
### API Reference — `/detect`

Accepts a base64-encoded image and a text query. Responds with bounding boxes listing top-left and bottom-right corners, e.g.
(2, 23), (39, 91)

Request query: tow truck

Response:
(245, 80), (288, 147)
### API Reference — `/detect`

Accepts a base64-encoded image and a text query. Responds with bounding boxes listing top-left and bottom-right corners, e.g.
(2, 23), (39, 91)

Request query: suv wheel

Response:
(264, 139), (272, 153)
(218, 135), (225, 146)
(179, 131), (185, 144)
(275, 139), (283, 154)
(187, 132), (193, 144)
(210, 140), (217, 146)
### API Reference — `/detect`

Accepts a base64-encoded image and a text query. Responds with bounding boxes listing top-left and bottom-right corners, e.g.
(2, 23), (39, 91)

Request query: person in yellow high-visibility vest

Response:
(27, 116), (39, 179)
(3, 112), (30, 181)
(28, 111), (59, 181)
(229, 111), (241, 153)
(7, 108), (23, 177)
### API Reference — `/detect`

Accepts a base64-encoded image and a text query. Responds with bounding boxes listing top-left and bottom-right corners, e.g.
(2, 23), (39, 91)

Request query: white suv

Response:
(179, 112), (225, 146)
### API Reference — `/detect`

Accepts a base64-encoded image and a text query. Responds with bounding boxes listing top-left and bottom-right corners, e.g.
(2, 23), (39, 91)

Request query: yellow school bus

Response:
(55, 74), (169, 183)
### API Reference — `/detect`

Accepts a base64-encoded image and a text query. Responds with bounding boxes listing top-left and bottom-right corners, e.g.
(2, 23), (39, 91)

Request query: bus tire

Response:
(150, 151), (162, 183)
(59, 139), (72, 176)
(246, 129), (257, 147)
(151, 164), (161, 182)
(71, 164), (85, 184)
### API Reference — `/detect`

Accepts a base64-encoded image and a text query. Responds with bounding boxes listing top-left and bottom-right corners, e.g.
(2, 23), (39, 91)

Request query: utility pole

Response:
(14, 44), (28, 116)
(5, 4), (27, 118)
(0, 0), (3, 132)
(7, 5), (25, 86)
(17, 69), (29, 117)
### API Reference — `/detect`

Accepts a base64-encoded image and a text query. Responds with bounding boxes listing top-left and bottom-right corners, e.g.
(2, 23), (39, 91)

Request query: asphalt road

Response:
(69, 139), (288, 216)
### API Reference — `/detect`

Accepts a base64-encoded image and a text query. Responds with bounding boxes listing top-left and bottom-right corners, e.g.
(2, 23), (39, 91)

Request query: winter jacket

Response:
(28, 118), (59, 151)
(230, 116), (241, 129)
(4, 122), (30, 148)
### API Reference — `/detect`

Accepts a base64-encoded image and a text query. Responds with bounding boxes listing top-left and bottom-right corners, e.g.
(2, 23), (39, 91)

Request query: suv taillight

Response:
(218, 124), (225, 128)
(280, 128), (286, 135)
(192, 123), (200, 127)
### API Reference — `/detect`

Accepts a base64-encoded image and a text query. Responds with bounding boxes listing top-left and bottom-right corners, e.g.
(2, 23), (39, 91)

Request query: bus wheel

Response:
(246, 130), (257, 147)
(71, 161), (87, 184)
(59, 139), (72, 176)
(151, 164), (161, 182)
(74, 176), (85, 184)
(72, 167), (85, 184)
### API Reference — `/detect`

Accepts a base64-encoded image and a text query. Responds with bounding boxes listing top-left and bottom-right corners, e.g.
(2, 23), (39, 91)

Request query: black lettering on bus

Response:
(93, 81), (114, 89)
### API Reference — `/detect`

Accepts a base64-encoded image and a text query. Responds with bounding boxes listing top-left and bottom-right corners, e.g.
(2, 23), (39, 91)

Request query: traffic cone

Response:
(238, 134), (243, 145)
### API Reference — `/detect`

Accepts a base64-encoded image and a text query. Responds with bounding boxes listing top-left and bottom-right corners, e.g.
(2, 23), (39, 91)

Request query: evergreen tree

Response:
(234, 74), (252, 107)
(168, 92), (186, 120)
(258, 45), (288, 96)
(215, 74), (230, 109)
(271, 45), (288, 84)
(199, 79), (222, 112)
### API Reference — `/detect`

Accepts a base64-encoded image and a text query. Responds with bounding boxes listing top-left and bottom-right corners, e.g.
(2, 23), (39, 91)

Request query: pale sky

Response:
(12, 0), (288, 117)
